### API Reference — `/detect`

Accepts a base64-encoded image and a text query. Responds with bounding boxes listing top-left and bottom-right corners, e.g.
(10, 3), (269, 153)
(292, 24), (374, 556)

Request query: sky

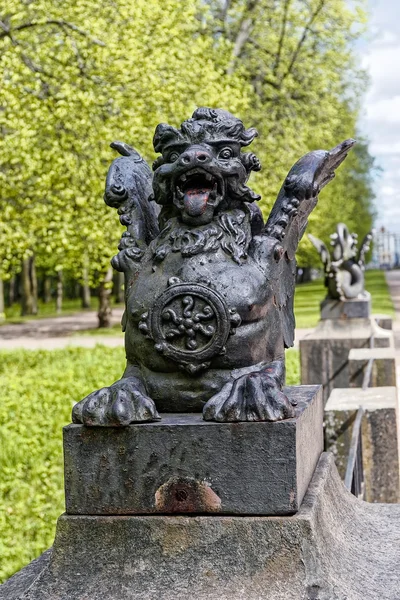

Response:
(361, 0), (400, 232)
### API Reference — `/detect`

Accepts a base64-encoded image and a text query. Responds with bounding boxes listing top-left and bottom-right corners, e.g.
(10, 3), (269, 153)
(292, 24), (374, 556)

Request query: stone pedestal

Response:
(3, 453), (400, 600)
(300, 318), (393, 404)
(64, 386), (323, 516)
(348, 347), (397, 388)
(325, 387), (400, 503)
(320, 292), (371, 320)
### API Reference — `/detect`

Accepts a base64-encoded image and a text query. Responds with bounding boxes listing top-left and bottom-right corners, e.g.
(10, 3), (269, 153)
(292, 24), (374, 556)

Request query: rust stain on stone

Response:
(155, 477), (221, 513)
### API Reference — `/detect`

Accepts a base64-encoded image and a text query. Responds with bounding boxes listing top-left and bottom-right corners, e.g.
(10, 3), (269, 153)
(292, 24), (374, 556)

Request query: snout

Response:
(179, 148), (212, 168)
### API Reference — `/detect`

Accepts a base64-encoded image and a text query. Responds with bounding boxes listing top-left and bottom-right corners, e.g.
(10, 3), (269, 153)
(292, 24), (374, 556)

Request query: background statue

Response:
(73, 107), (354, 425)
(308, 224), (373, 300)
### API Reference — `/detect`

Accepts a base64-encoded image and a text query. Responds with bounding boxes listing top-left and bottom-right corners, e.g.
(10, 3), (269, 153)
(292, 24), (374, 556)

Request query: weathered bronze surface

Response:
(308, 223), (372, 300)
(72, 107), (354, 424)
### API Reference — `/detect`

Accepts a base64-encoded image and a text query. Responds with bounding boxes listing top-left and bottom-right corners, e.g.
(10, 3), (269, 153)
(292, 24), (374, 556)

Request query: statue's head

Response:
(152, 107), (261, 225)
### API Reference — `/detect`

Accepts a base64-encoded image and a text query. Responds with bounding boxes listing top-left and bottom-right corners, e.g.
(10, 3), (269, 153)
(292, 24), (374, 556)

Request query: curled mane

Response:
(151, 209), (251, 264)
(153, 107), (258, 153)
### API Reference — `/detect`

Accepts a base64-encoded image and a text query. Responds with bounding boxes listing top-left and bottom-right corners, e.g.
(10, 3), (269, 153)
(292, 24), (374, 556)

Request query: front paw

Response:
(72, 377), (160, 426)
(203, 372), (295, 422)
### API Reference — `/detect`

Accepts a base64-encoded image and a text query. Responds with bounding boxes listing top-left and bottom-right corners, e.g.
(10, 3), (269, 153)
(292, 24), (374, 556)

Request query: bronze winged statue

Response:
(308, 223), (373, 300)
(72, 107), (354, 425)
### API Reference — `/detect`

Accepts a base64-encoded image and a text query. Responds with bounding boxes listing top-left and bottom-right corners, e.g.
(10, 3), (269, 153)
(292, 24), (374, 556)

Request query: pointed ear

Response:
(153, 124), (182, 153)
(152, 156), (165, 171)
(241, 153), (261, 173)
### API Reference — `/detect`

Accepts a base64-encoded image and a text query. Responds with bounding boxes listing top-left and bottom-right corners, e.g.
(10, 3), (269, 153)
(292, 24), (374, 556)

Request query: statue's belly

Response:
(125, 251), (282, 376)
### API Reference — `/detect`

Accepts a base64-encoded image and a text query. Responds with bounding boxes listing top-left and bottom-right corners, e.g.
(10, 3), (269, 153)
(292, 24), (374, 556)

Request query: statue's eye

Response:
(219, 147), (234, 159)
(169, 152), (180, 162)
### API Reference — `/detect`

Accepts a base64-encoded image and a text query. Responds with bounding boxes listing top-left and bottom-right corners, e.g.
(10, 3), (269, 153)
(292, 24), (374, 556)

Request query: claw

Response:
(203, 363), (294, 423)
(72, 377), (160, 427)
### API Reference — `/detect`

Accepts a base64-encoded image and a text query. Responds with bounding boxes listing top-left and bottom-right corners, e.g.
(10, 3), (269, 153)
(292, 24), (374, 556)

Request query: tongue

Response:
(183, 188), (211, 216)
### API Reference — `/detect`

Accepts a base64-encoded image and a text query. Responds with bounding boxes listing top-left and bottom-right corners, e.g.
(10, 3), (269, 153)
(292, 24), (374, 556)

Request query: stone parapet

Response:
(325, 386), (400, 503)
(299, 317), (393, 403)
(3, 454), (400, 600)
(372, 313), (393, 330)
(348, 347), (397, 388)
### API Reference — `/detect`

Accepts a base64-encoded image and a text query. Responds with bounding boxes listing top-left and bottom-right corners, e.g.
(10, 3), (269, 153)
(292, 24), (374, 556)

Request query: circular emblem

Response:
(139, 281), (240, 374)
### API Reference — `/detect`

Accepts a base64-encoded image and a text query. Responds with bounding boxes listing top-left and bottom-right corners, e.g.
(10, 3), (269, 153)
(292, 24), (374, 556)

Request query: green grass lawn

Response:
(0, 345), (300, 582)
(294, 269), (395, 328)
(2, 297), (125, 325)
(2, 297), (97, 324)
(71, 323), (124, 336)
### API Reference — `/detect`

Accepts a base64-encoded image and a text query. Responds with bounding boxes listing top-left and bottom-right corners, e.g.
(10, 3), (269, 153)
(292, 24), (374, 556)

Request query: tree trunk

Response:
(296, 266), (312, 283)
(81, 263), (91, 309)
(43, 276), (52, 303)
(0, 278), (5, 321)
(30, 256), (38, 315)
(56, 270), (63, 314)
(114, 270), (124, 304)
(20, 256), (39, 316)
(98, 267), (113, 328)
(8, 275), (15, 306)
(21, 257), (34, 316)
(227, 0), (259, 74)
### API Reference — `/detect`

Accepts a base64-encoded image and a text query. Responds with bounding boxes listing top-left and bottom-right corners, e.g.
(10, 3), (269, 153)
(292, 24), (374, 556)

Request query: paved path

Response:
(0, 315), (312, 351)
(384, 270), (400, 348)
(0, 309), (125, 350)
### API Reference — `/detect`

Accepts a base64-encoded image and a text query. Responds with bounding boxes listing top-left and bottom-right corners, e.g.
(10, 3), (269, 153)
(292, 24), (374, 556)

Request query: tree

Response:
(0, 0), (250, 322)
(0, 0), (375, 323)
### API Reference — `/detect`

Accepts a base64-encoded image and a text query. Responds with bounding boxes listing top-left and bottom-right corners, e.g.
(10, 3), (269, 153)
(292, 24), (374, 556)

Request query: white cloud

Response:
(370, 141), (400, 155)
(364, 45), (400, 101)
(367, 96), (400, 125)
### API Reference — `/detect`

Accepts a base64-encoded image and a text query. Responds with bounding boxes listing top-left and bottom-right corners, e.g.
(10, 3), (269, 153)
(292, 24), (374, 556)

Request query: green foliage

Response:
(294, 269), (394, 328)
(0, 345), (125, 582)
(285, 348), (300, 386)
(0, 0), (249, 284)
(1, 0), (375, 289)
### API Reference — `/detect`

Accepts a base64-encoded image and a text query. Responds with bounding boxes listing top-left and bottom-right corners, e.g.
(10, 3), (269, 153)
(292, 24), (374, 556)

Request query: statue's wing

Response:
(308, 233), (331, 271)
(357, 230), (373, 268)
(264, 139), (355, 348)
(104, 142), (160, 252)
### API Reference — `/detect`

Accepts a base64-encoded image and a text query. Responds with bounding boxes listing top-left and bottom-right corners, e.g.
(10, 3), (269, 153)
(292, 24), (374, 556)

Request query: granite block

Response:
(64, 385), (323, 516)
(4, 454), (400, 600)
(320, 292), (371, 320)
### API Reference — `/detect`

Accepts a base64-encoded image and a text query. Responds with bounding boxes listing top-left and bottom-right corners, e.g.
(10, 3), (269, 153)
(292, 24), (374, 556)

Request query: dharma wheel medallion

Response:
(139, 281), (240, 374)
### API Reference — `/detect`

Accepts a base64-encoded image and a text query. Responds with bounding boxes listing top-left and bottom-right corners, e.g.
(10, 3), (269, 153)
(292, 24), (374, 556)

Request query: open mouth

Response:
(175, 169), (222, 217)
